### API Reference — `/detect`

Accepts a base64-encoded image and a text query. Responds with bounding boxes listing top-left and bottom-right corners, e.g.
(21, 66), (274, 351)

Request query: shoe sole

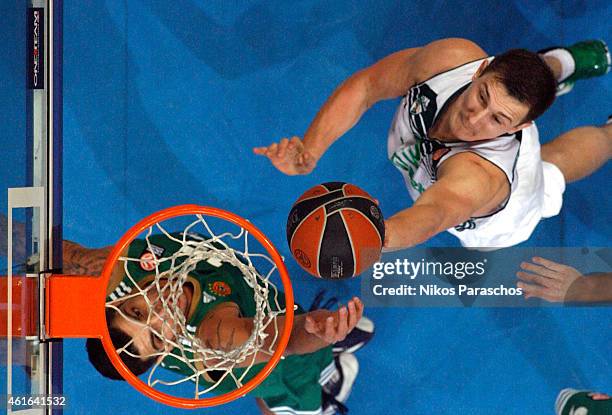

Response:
(336, 353), (359, 403)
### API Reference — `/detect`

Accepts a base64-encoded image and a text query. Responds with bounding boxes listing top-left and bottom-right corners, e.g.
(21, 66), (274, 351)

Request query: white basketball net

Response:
(105, 214), (286, 398)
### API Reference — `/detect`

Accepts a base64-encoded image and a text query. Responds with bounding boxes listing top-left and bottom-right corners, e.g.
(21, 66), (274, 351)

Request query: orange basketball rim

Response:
(43, 205), (294, 409)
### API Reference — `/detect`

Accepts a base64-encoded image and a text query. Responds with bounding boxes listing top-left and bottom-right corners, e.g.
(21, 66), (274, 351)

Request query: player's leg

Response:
(541, 117), (612, 183)
(258, 347), (336, 415)
(539, 40), (610, 95)
(257, 347), (360, 415)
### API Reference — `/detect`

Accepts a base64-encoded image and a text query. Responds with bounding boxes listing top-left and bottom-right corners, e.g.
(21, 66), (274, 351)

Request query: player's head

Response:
(451, 49), (556, 140)
(86, 281), (190, 380)
(86, 308), (158, 380)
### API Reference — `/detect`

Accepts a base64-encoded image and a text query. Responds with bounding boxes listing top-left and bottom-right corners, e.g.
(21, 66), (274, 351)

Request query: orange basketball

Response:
(286, 182), (385, 279)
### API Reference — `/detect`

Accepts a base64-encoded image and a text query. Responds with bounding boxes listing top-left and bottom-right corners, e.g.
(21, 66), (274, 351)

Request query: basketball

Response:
(286, 182), (385, 279)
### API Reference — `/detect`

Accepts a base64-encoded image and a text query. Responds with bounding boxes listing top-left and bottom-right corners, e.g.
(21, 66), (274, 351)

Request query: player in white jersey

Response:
(254, 38), (611, 249)
(385, 56), (547, 247)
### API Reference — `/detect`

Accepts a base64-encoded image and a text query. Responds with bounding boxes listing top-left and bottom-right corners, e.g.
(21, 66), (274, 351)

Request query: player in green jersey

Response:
(62, 233), (371, 415)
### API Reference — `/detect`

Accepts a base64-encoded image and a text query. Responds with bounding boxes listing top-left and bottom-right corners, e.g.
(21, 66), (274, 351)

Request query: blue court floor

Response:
(57, 0), (611, 413)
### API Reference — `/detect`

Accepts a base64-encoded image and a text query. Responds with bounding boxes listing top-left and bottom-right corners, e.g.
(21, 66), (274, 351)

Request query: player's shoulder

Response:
(438, 151), (508, 186)
(412, 38), (488, 84)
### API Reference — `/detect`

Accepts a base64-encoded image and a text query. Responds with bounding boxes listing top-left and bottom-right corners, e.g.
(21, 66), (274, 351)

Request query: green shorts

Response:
(254, 346), (334, 414)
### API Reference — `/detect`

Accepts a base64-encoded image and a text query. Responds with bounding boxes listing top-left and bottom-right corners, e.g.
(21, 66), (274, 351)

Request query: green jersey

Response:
(109, 232), (333, 413)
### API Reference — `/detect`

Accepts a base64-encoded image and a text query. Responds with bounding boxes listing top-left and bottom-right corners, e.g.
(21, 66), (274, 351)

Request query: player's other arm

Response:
(62, 241), (113, 276)
(567, 273), (612, 303)
(517, 257), (612, 303)
(63, 242), (131, 297)
(384, 153), (509, 249)
(198, 298), (363, 366)
(298, 48), (421, 162)
(254, 38), (487, 175)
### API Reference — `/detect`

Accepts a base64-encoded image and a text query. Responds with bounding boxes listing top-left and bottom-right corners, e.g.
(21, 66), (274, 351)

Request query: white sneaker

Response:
(321, 353), (359, 415)
(332, 316), (375, 356)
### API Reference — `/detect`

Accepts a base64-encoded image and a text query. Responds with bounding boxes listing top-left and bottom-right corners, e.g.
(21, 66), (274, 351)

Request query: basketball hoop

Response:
(45, 205), (294, 408)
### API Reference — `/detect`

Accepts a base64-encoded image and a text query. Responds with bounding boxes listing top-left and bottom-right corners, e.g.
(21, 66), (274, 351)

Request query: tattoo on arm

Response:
(62, 241), (112, 276)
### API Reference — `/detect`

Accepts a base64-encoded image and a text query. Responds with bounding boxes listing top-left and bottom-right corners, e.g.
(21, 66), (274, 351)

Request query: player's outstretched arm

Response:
(198, 298), (364, 365)
(253, 48), (421, 175)
(254, 38), (486, 176)
(383, 152), (508, 248)
(517, 257), (612, 303)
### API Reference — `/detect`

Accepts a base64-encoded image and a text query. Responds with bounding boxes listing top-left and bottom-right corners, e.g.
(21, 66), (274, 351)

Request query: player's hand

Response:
(516, 257), (583, 302)
(253, 136), (317, 175)
(304, 297), (364, 344)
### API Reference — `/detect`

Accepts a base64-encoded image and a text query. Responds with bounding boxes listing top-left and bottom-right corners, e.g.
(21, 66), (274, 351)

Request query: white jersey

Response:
(387, 58), (565, 249)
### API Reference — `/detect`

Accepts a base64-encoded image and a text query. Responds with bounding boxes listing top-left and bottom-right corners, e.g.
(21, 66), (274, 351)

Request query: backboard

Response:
(1, 1), (63, 413)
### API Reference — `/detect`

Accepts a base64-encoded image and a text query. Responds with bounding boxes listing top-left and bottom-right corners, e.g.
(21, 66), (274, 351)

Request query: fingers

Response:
(277, 138), (290, 158)
(516, 271), (558, 289)
(253, 137), (316, 176)
(302, 151), (316, 166)
(531, 256), (566, 272)
(354, 297), (364, 321)
(253, 137), (302, 157)
(324, 316), (335, 340)
(267, 143), (278, 157)
(334, 297), (364, 342)
(517, 281), (558, 302)
(253, 144), (278, 158)
(517, 281), (543, 299)
(347, 297), (363, 329)
(296, 151), (317, 174)
(305, 296), (365, 344)
(252, 142), (281, 158)
(304, 315), (316, 334)
(347, 301), (357, 329)
(336, 306), (348, 339)
(520, 261), (560, 279)
(289, 136), (302, 149)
